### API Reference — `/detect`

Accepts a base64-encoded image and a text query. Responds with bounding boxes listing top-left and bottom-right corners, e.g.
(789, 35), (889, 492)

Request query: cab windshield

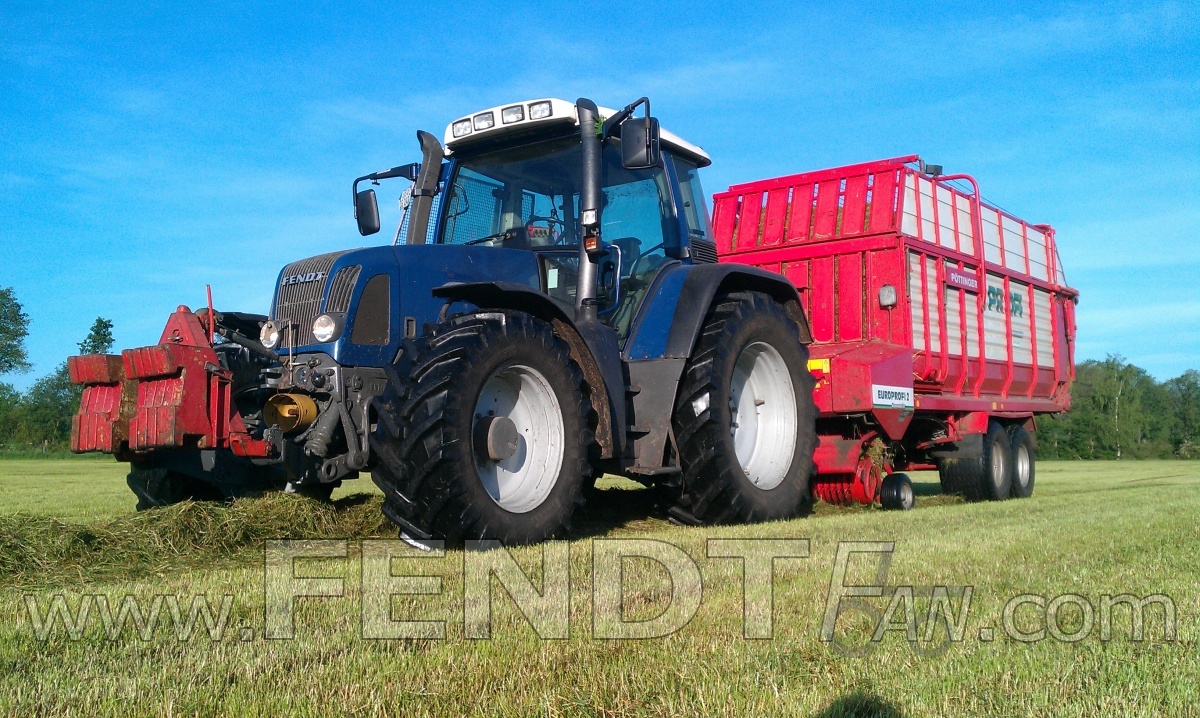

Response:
(439, 136), (677, 255)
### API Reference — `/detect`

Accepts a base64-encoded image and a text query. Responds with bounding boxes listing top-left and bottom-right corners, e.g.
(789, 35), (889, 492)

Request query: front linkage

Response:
(70, 304), (375, 506)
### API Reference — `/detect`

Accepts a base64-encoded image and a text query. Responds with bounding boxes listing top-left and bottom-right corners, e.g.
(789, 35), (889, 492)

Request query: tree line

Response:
(1038, 357), (1200, 460)
(1, 286), (114, 452)
(1, 286), (1197, 457)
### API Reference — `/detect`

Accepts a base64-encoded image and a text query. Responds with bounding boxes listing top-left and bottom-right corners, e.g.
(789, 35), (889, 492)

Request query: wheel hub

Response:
(475, 415), (520, 462)
(473, 364), (566, 514)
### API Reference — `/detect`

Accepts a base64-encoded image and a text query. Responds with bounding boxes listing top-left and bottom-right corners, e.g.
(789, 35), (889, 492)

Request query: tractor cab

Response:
(355, 98), (716, 341)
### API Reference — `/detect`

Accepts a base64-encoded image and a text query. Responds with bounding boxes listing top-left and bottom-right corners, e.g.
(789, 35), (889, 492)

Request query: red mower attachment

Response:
(70, 306), (272, 459)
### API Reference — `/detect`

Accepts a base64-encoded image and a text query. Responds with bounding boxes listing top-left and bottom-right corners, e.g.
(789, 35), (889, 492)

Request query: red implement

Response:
(70, 306), (272, 459)
(714, 156), (1077, 505)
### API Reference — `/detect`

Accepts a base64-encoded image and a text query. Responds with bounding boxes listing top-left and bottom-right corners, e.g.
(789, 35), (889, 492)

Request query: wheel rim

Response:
(990, 437), (1007, 489)
(473, 364), (565, 513)
(1014, 443), (1031, 489)
(900, 481), (914, 509)
(729, 341), (797, 490)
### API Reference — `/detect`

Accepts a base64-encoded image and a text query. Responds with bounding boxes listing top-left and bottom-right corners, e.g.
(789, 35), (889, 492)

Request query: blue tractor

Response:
(81, 97), (818, 544)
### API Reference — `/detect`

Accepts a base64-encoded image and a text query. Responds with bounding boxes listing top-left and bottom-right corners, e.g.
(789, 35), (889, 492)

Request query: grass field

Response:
(1, 458), (1196, 716)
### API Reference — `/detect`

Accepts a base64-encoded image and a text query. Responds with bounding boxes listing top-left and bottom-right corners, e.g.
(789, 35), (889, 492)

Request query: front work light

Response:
(473, 112), (495, 131)
(501, 105), (524, 124)
(528, 101), (552, 120)
(451, 119), (472, 138)
(260, 320), (280, 349)
(312, 314), (337, 343)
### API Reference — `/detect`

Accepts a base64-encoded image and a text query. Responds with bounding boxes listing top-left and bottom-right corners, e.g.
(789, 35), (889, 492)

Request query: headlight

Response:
(501, 105), (524, 124)
(528, 101), (552, 120)
(451, 119), (472, 138)
(312, 314), (337, 343)
(472, 112), (495, 131)
(260, 321), (279, 349)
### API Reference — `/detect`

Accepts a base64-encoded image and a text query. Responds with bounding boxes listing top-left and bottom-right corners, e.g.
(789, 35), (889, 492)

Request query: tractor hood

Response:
(267, 243), (542, 366)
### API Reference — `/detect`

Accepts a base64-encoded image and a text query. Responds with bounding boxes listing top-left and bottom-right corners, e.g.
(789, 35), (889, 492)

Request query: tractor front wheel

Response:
(370, 311), (595, 545)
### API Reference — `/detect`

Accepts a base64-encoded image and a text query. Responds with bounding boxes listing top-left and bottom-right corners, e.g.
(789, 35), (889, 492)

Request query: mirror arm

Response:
(602, 97), (649, 139)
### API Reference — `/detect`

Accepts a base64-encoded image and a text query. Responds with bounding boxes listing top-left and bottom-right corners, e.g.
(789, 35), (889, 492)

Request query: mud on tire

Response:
(369, 311), (596, 545)
(669, 291), (816, 524)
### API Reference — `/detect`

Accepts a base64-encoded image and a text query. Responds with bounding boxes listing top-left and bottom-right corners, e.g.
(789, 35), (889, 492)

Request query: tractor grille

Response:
(325, 265), (361, 313)
(272, 251), (348, 349)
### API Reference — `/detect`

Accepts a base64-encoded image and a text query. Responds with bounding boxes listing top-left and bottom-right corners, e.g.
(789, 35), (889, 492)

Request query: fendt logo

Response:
(281, 272), (326, 286)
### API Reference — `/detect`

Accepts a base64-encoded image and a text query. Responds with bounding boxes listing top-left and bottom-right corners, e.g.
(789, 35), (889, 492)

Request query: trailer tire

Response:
(1006, 425), (1036, 498)
(880, 473), (915, 510)
(369, 311), (595, 545)
(938, 421), (1012, 501)
(671, 291), (816, 524)
(127, 464), (223, 511)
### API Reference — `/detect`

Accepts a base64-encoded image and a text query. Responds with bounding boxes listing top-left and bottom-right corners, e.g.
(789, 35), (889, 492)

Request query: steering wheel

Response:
(525, 216), (569, 246)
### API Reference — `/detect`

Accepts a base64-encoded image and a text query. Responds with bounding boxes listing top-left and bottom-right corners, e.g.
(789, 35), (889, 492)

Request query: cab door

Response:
(597, 152), (681, 343)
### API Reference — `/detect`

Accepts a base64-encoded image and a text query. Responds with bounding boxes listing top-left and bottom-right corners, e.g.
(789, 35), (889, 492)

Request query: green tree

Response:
(77, 317), (114, 355)
(0, 286), (31, 375)
(1165, 370), (1200, 458)
(12, 316), (116, 450)
(0, 382), (20, 446)
(15, 368), (75, 447)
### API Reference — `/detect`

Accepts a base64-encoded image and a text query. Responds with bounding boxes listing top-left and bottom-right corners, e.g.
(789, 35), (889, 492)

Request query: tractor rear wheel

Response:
(670, 291), (816, 524)
(938, 421), (1013, 501)
(370, 311), (595, 545)
(1006, 425), (1036, 498)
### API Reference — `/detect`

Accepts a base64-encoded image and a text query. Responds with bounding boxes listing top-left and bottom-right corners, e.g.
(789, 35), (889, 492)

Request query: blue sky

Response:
(1, 1), (1197, 390)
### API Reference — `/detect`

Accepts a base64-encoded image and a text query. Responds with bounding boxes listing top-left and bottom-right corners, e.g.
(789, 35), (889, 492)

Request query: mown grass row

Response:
(0, 493), (394, 589)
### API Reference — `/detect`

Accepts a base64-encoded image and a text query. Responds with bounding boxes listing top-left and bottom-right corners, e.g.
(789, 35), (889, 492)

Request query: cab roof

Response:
(443, 98), (711, 167)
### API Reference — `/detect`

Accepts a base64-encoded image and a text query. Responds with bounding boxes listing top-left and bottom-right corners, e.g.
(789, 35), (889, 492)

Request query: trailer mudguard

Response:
(430, 281), (625, 459)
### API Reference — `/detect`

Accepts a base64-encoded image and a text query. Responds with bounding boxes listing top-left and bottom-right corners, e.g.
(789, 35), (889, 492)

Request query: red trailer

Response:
(713, 155), (1078, 508)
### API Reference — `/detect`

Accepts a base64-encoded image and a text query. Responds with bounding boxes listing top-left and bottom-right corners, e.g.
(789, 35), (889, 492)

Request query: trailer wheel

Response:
(938, 421), (1012, 501)
(369, 311), (595, 544)
(1006, 425), (1036, 498)
(127, 464), (223, 511)
(671, 291), (816, 524)
(880, 473), (914, 510)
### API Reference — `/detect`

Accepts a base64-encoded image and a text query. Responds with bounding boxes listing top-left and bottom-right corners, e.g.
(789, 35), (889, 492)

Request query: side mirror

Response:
(355, 189), (380, 236)
(620, 116), (661, 170)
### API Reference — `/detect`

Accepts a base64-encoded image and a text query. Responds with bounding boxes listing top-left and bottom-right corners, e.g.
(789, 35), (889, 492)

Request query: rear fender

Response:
(663, 264), (812, 360)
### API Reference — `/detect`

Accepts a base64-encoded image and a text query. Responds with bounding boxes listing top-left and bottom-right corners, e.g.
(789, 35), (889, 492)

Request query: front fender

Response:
(430, 281), (625, 460)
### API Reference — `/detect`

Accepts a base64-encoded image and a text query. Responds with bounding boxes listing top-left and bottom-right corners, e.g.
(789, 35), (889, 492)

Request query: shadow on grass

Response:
(571, 484), (667, 538)
(911, 479), (944, 497)
(813, 689), (903, 718)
